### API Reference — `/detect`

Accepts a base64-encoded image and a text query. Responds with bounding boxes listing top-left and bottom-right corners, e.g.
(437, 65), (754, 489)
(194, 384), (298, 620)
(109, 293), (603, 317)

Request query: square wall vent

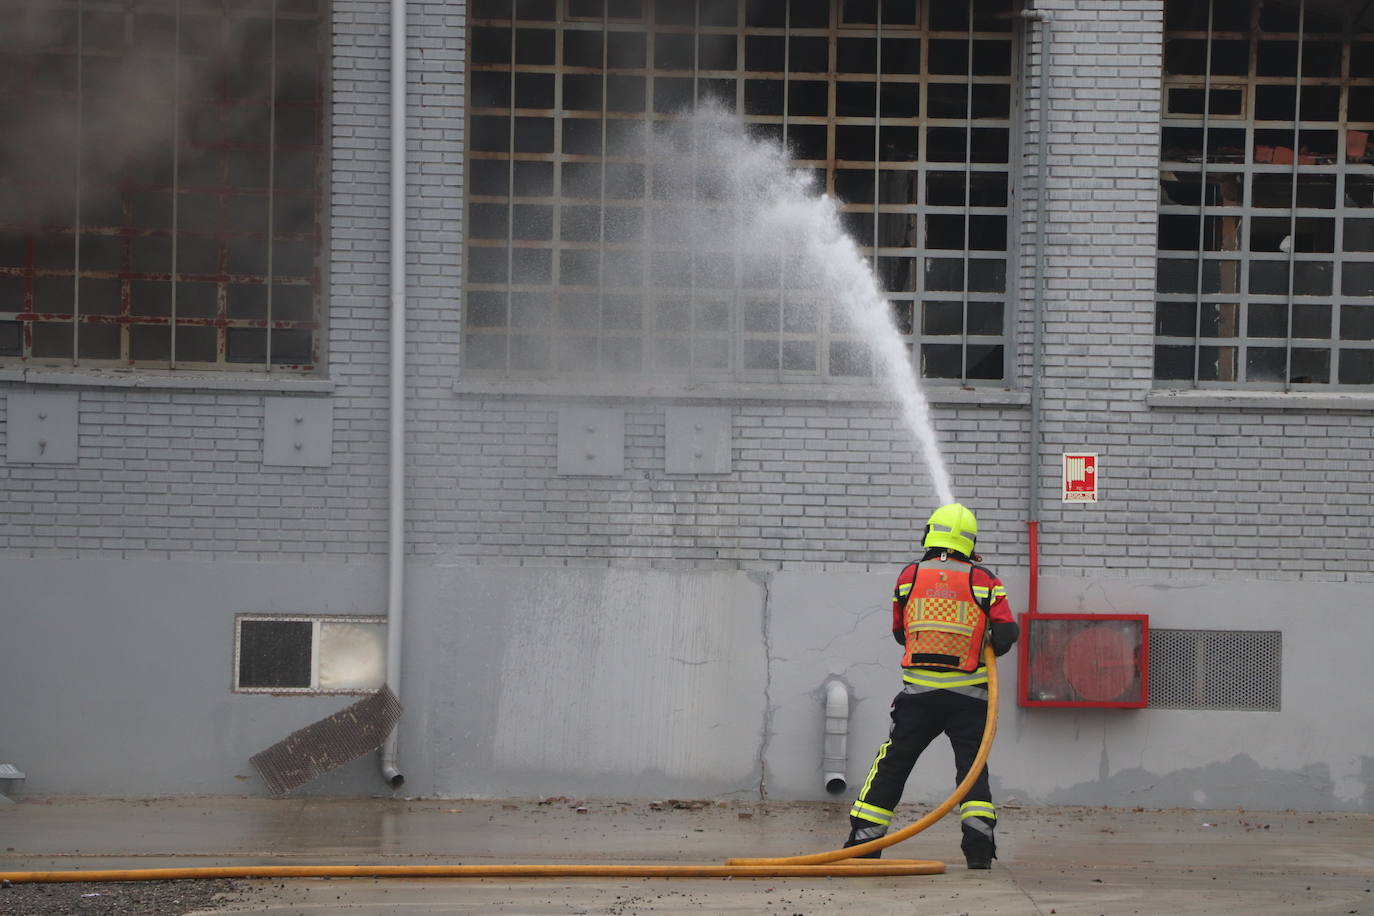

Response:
(1148, 629), (1282, 711)
(235, 615), (386, 694)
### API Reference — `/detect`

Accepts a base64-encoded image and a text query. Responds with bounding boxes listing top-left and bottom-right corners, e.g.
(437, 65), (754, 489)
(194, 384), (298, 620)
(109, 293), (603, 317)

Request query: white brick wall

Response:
(1018, 1), (1374, 581)
(5, 0), (1374, 582)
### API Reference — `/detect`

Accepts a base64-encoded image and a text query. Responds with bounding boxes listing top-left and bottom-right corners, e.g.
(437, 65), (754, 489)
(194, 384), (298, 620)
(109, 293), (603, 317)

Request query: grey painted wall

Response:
(1, 556), (1369, 812)
(2, 0), (1373, 813)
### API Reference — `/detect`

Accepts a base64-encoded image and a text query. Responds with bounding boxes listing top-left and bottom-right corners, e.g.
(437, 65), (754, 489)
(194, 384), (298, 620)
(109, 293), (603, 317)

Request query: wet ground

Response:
(0, 796), (1371, 915)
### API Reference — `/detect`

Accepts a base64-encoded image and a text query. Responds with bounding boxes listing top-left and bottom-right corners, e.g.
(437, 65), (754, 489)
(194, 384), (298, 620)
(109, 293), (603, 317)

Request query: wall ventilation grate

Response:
(1148, 629), (1282, 711)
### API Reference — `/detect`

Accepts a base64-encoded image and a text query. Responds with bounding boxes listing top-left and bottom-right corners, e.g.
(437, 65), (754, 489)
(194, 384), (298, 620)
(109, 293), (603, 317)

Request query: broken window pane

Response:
(516, 28), (556, 65)
(1292, 303), (1331, 339)
(1341, 305), (1374, 340)
(1293, 262), (1332, 296)
(1290, 347), (1330, 383)
(1200, 303), (1240, 337)
(877, 258), (917, 293)
(967, 344), (1003, 379)
(836, 81), (876, 117)
(0, 321), (21, 356)
(1249, 261), (1289, 295)
(880, 82), (920, 118)
(878, 170), (918, 205)
(1345, 263), (1374, 296)
(1339, 350), (1374, 384)
(835, 170), (876, 204)
(925, 259), (964, 291)
(968, 301), (1003, 334)
(1157, 301), (1195, 338)
(1248, 302), (1286, 338)
(1155, 344), (1195, 380)
(1199, 345), (1240, 382)
(922, 301), (962, 336)
(968, 259), (1006, 293)
(921, 343), (961, 378)
(1168, 87), (1244, 117)
(1161, 214), (1206, 251)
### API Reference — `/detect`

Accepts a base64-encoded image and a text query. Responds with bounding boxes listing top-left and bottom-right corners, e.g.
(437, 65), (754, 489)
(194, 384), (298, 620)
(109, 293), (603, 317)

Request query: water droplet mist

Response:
(645, 105), (956, 505)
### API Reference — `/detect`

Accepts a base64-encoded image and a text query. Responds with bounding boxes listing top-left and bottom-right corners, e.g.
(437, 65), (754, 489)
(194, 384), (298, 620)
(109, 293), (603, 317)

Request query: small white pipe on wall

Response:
(822, 679), (851, 794)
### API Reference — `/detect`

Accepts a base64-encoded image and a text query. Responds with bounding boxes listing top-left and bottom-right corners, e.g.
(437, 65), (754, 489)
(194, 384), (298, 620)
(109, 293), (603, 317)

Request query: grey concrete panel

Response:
(761, 571), (895, 800)
(665, 406), (732, 474)
(263, 397), (334, 468)
(5, 391), (79, 464)
(557, 407), (625, 476)
(408, 564), (768, 799)
(0, 557), (387, 796)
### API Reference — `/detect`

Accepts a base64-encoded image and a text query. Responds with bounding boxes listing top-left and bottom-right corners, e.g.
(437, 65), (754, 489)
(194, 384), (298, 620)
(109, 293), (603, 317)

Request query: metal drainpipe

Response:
(380, 0), (407, 791)
(821, 679), (850, 794)
(1020, 4), (1051, 614)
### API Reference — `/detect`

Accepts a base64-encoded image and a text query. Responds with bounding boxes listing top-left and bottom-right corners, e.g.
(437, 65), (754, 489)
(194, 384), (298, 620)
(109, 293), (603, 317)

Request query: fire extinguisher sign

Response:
(1063, 453), (1098, 502)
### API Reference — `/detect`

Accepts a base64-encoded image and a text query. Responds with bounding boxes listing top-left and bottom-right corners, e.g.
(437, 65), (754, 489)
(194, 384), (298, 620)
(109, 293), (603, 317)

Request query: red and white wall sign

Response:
(1063, 453), (1098, 502)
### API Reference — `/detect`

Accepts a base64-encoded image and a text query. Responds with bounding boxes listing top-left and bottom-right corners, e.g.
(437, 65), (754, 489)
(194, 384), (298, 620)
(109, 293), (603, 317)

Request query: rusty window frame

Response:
(462, 0), (1013, 384)
(1157, 0), (1374, 389)
(0, 0), (327, 373)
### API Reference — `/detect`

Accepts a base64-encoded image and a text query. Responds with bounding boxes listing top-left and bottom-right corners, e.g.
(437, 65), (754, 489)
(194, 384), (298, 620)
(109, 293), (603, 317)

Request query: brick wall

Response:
(5, 0), (1374, 583)
(423, 399), (1025, 568)
(1022, 0), (1374, 582)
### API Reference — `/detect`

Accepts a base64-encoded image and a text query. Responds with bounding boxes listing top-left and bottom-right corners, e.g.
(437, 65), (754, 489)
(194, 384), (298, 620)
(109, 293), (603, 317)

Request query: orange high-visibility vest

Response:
(900, 559), (990, 673)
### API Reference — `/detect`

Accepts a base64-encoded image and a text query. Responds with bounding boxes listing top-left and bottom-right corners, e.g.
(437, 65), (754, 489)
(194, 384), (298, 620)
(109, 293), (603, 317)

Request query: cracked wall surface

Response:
(0, 557), (1370, 811)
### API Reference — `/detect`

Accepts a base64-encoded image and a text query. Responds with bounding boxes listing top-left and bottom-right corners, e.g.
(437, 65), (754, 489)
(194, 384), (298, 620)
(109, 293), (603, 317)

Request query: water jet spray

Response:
(648, 106), (957, 505)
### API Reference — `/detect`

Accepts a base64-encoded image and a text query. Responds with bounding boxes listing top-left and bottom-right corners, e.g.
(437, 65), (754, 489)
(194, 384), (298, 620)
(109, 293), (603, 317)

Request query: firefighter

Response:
(842, 502), (1019, 869)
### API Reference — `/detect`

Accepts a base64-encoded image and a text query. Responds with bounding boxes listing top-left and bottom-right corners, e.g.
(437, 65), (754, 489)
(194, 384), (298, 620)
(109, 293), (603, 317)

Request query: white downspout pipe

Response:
(822, 679), (851, 794)
(1021, 3), (1051, 546)
(380, 0), (407, 791)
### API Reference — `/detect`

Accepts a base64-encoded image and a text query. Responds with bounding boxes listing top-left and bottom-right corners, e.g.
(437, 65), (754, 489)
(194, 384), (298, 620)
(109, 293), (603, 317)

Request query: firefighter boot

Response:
(842, 818), (887, 859)
(961, 817), (996, 869)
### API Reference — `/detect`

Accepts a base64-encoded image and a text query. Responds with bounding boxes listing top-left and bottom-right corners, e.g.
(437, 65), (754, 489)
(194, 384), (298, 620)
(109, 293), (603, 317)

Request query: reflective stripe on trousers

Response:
(960, 800), (997, 838)
(902, 667), (989, 701)
(849, 689), (995, 842)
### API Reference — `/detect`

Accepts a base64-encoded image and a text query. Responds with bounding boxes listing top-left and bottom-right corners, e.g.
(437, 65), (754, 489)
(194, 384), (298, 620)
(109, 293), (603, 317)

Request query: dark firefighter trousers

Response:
(849, 688), (998, 862)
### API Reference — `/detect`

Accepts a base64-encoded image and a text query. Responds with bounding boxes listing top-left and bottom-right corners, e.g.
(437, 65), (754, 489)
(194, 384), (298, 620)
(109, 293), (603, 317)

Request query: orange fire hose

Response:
(0, 649), (997, 883)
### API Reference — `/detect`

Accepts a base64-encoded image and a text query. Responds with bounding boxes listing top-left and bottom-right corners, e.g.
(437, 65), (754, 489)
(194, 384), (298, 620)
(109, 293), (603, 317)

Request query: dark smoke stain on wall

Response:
(0, 0), (325, 368)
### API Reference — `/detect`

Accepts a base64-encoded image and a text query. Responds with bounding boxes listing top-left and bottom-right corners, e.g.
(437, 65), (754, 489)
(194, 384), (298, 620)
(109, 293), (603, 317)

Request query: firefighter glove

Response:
(990, 621), (1019, 656)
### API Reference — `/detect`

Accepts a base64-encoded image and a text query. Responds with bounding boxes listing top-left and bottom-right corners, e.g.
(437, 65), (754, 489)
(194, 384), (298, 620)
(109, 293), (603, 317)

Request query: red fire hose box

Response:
(1016, 613), (1149, 708)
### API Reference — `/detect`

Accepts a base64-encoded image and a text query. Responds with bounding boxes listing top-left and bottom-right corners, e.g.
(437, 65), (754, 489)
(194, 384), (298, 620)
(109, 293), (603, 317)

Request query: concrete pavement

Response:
(1, 796), (1371, 914)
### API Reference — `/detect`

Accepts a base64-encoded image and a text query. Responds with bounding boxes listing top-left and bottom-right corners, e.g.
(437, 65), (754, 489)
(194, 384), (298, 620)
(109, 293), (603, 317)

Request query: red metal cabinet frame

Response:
(1016, 613), (1150, 708)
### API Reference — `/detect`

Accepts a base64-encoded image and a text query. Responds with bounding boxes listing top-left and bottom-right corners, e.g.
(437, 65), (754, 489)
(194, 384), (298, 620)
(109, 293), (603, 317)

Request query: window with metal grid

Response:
(1156, 0), (1374, 388)
(1148, 628), (1282, 711)
(0, 0), (326, 371)
(463, 0), (1013, 383)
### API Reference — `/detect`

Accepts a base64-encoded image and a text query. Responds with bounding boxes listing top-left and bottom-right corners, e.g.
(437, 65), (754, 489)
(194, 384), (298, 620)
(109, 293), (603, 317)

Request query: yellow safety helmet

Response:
(923, 503), (978, 556)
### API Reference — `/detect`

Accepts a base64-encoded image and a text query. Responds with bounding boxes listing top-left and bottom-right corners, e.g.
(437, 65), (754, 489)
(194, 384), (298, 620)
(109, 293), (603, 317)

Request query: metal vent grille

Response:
(249, 686), (403, 795)
(1148, 629), (1282, 711)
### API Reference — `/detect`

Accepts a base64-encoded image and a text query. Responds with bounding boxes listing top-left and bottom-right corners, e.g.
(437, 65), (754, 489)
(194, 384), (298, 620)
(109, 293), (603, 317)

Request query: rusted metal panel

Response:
(249, 686), (403, 796)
